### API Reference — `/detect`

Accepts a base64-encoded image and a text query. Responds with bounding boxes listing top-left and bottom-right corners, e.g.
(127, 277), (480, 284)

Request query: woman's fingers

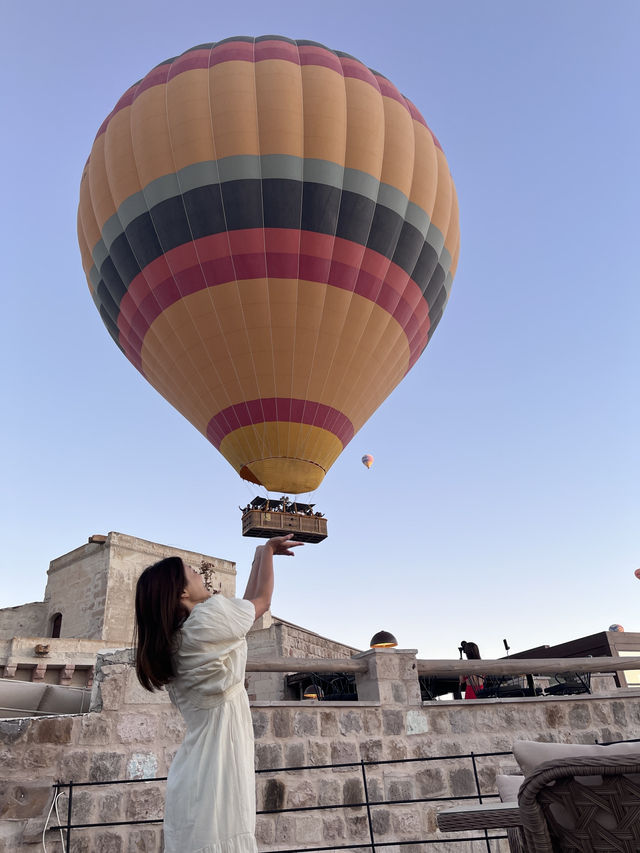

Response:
(267, 534), (304, 555)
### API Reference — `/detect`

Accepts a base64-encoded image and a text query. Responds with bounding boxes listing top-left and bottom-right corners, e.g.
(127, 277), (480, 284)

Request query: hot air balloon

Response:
(635, 569), (640, 580)
(78, 36), (459, 496)
(609, 624), (624, 632)
(362, 454), (374, 469)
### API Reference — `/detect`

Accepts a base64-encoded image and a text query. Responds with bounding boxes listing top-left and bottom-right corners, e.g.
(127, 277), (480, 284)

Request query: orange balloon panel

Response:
(78, 37), (459, 493)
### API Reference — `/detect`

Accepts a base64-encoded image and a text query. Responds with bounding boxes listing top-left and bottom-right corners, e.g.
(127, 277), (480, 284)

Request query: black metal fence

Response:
(48, 749), (514, 851)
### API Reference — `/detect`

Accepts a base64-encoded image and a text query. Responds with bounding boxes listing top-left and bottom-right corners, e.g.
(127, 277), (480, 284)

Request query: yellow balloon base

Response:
(242, 458), (326, 494)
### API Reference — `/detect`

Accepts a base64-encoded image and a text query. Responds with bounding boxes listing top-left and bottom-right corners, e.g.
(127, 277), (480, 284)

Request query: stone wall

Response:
(247, 617), (361, 702)
(2, 647), (640, 853)
(44, 539), (111, 640)
(0, 604), (47, 642)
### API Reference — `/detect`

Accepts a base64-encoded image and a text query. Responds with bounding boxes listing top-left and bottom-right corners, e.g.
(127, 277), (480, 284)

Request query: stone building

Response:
(0, 532), (358, 708)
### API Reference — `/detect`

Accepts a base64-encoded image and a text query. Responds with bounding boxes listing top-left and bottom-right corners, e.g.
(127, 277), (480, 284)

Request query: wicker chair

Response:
(517, 752), (640, 852)
(437, 752), (640, 852)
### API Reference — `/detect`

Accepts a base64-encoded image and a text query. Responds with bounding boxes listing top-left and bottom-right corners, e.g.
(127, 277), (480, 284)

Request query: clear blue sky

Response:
(2, 1), (638, 659)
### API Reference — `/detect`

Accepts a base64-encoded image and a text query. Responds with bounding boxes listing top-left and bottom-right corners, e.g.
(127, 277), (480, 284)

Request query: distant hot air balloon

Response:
(609, 624), (624, 632)
(78, 37), (459, 494)
(635, 569), (640, 580)
(361, 454), (374, 469)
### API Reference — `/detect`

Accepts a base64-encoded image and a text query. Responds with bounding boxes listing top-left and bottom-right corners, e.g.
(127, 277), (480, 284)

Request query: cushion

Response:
(513, 739), (640, 776)
(496, 774), (523, 802)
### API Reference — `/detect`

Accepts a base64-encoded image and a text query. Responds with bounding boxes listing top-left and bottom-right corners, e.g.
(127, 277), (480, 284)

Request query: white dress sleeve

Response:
(184, 595), (255, 645)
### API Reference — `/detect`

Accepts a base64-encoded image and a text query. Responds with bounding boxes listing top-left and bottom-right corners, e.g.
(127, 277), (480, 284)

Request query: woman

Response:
(134, 534), (303, 853)
(459, 640), (484, 699)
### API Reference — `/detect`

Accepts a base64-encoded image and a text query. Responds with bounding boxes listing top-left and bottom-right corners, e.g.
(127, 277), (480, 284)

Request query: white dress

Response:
(163, 594), (257, 853)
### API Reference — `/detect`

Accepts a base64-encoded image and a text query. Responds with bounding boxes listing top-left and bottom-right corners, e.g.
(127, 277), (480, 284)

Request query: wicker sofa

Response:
(438, 744), (640, 852)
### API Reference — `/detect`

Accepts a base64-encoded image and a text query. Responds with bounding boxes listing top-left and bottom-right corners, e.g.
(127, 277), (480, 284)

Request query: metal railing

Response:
(49, 748), (514, 851)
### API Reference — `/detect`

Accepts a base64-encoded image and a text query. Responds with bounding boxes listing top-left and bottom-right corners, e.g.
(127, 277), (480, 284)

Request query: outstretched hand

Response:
(264, 534), (304, 556)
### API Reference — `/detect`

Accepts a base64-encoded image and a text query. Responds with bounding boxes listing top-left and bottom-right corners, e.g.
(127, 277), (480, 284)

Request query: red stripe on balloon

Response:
(167, 48), (213, 80)
(254, 39), (301, 63)
(206, 398), (355, 449)
(339, 56), (380, 90)
(298, 44), (344, 74)
(116, 230), (431, 369)
(94, 38), (435, 141)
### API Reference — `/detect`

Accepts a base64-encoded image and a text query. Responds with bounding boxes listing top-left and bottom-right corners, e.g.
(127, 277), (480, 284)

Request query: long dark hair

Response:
(134, 557), (187, 691)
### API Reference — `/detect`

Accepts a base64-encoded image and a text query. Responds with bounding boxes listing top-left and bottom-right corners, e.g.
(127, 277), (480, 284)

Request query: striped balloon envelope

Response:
(78, 36), (459, 494)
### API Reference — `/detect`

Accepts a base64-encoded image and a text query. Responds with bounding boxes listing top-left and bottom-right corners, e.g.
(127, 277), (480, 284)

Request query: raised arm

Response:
(243, 534), (302, 620)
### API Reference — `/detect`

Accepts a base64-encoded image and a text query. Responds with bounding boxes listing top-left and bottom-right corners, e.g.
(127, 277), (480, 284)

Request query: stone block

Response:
(275, 813), (296, 843)
(127, 828), (161, 852)
(317, 778), (341, 806)
(23, 746), (57, 769)
(343, 776), (364, 805)
(285, 742), (306, 767)
(543, 703), (566, 728)
(364, 774), (384, 802)
(116, 713), (158, 743)
(79, 713), (112, 745)
(449, 766), (476, 797)
(322, 814), (346, 841)
(272, 707), (292, 738)
(260, 777), (285, 811)
(385, 777), (414, 801)
(567, 703), (591, 729)
(308, 740), (330, 766)
(360, 738), (383, 762)
(255, 742), (283, 771)
(320, 710), (339, 737)
(424, 710), (451, 735)
(0, 718), (29, 744)
(0, 782), (52, 819)
(90, 751), (125, 782)
(0, 748), (18, 769)
(28, 716), (74, 745)
(125, 786), (164, 821)
(392, 681), (408, 703)
(97, 666), (127, 711)
(372, 807), (391, 835)
(339, 710), (363, 735)
(124, 668), (170, 706)
(330, 740), (359, 766)
(415, 766), (446, 796)
(95, 831), (124, 852)
(612, 701), (628, 727)
(361, 709), (382, 735)
(450, 710), (475, 733)
(345, 813), (369, 840)
(60, 749), (91, 781)
(286, 780), (316, 808)
(126, 752), (158, 780)
(382, 709), (404, 735)
(99, 791), (125, 822)
(293, 709), (318, 737)
(387, 737), (408, 759)
(391, 806), (422, 837)
(252, 710), (269, 738)
(406, 709), (429, 735)
(295, 814), (323, 843)
(255, 815), (276, 845)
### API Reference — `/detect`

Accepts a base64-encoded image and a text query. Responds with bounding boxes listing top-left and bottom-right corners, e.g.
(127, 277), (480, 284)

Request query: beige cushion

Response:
(513, 739), (640, 776)
(496, 774), (523, 802)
